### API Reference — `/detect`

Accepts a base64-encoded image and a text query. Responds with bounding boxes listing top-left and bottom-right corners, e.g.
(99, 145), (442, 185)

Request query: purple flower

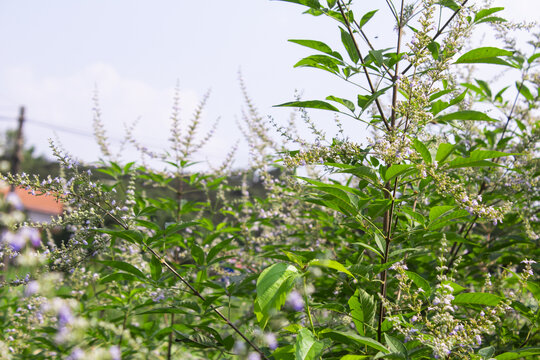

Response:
(247, 352), (261, 360)
(57, 305), (73, 327)
(286, 291), (304, 311)
(109, 346), (121, 360)
(24, 281), (39, 297)
(264, 332), (278, 350)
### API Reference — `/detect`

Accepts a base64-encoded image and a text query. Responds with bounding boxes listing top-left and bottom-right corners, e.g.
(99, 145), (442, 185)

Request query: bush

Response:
(0, 1), (538, 359)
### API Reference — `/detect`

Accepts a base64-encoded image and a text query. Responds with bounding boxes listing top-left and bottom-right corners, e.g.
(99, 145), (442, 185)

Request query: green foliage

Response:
(0, 0), (539, 359)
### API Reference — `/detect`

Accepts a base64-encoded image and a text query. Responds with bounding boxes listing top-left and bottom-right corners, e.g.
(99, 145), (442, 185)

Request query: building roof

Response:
(0, 186), (63, 215)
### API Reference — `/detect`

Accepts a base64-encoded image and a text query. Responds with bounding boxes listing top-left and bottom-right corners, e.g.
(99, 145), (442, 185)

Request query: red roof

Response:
(1, 186), (63, 215)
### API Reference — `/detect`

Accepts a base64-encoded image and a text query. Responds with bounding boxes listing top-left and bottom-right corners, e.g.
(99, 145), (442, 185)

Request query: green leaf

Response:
(275, 100), (339, 112)
(427, 41), (440, 60)
(100, 272), (137, 284)
(436, 110), (497, 122)
(277, 0), (321, 9)
(309, 259), (355, 278)
(453, 292), (502, 306)
(348, 288), (376, 336)
(319, 330), (389, 353)
(435, 143), (455, 163)
(368, 49), (384, 67)
(339, 166), (379, 184)
(289, 39), (342, 60)
(359, 10), (378, 28)
(384, 164), (415, 181)
(358, 86), (392, 112)
(495, 348), (540, 359)
(98, 260), (146, 279)
(384, 334), (408, 357)
(429, 206), (455, 222)
(517, 82), (535, 101)
(437, 0), (459, 11)
(294, 54), (341, 73)
(474, 7), (504, 23)
(150, 256), (162, 281)
(447, 150), (517, 169)
(340, 27), (359, 63)
(326, 95), (355, 112)
(255, 263), (300, 328)
(405, 271), (431, 297)
(412, 139), (432, 164)
(528, 53), (540, 63)
(97, 229), (144, 245)
(455, 47), (514, 67)
(295, 328), (325, 360)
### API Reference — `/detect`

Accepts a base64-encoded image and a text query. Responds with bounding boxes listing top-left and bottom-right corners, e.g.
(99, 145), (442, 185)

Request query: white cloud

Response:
(0, 63), (237, 168)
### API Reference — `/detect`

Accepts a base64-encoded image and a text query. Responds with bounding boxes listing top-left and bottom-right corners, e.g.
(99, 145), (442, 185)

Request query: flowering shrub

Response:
(0, 0), (539, 359)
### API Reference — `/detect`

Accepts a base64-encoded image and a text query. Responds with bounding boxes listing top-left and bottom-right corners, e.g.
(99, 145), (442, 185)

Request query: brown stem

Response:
(167, 313), (175, 360)
(377, 178), (398, 342)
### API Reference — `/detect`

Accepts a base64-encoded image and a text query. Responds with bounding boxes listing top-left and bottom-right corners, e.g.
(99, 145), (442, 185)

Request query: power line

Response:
(0, 114), (165, 149)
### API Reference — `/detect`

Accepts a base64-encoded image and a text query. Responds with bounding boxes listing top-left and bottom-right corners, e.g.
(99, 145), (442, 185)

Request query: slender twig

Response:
(303, 276), (316, 334)
(167, 313), (175, 360)
(377, 178), (399, 342)
(402, 0), (469, 76)
(337, 1), (391, 131)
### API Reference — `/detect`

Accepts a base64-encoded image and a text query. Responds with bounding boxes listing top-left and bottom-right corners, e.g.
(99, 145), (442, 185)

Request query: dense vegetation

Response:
(0, 1), (538, 359)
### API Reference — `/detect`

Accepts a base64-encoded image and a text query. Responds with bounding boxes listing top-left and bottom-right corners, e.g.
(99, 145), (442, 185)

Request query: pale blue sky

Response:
(0, 0), (537, 169)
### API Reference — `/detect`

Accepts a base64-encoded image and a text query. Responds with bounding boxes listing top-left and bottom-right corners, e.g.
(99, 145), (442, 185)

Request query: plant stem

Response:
(377, 178), (398, 342)
(167, 313), (174, 360)
(337, 1), (391, 131)
(303, 276), (316, 335)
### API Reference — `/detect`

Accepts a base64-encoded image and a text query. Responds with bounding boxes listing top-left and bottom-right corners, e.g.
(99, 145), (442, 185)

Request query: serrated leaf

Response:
(295, 328), (325, 360)
(275, 100), (339, 111)
(349, 288), (376, 336)
(309, 259), (355, 278)
(384, 334), (407, 357)
(255, 263), (300, 328)
(453, 292), (502, 306)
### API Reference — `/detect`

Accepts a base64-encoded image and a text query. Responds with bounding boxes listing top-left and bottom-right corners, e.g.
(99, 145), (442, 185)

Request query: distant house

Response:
(1, 186), (63, 223)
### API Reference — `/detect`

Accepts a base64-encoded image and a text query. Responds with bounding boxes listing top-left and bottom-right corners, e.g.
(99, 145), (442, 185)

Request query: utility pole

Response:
(9, 106), (25, 191)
